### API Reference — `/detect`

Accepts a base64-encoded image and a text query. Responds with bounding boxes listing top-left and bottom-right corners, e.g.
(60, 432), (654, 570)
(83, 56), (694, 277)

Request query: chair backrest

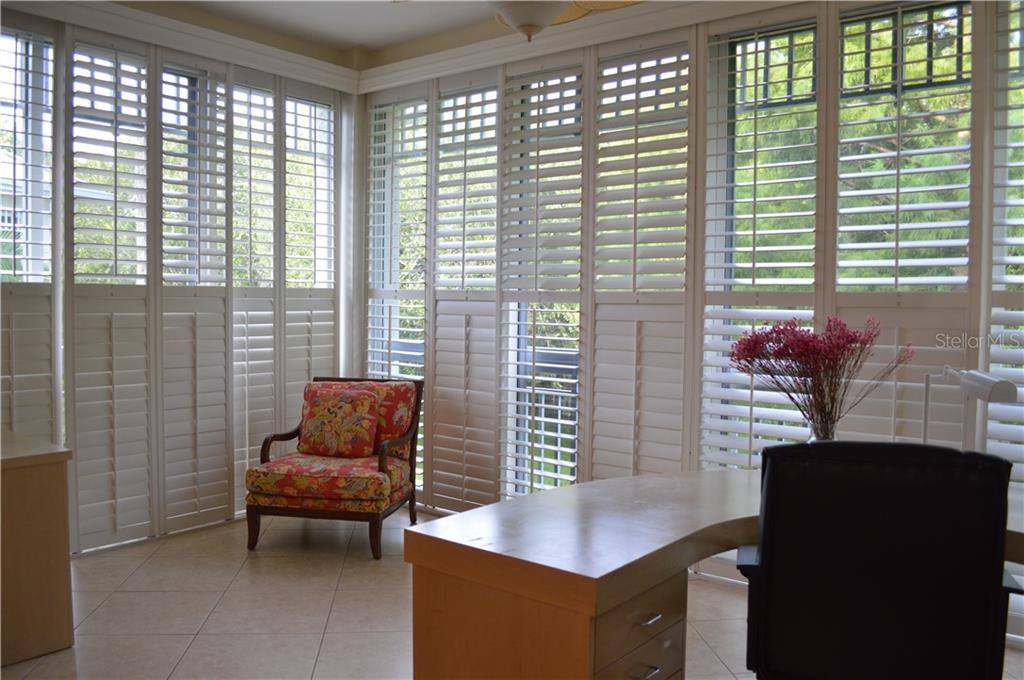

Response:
(312, 377), (425, 462)
(754, 441), (1011, 679)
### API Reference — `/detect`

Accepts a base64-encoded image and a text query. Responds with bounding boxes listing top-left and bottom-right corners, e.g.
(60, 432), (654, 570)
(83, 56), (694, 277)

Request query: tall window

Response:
(0, 28), (52, 282)
(284, 96), (334, 288)
(500, 64), (584, 494)
(838, 3), (972, 290)
(702, 25), (817, 468)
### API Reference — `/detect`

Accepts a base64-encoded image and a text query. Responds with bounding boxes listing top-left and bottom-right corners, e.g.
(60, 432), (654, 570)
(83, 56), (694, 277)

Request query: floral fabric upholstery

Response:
(338, 381), (418, 460)
(246, 482), (413, 513)
(297, 383), (379, 458)
(245, 452), (410, 501)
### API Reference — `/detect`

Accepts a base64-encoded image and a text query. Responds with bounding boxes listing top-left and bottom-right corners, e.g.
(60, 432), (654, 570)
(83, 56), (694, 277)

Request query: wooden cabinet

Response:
(405, 472), (763, 679)
(1, 432), (73, 666)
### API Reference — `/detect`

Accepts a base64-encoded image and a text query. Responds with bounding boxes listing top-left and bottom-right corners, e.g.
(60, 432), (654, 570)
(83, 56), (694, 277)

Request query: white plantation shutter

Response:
(1, 284), (56, 438)
(161, 289), (230, 530)
(700, 306), (813, 469)
(833, 302), (966, 448)
(284, 291), (337, 427)
(285, 96), (334, 288)
(591, 302), (684, 478)
(595, 44), (688, 293)
(435, 86), (498, 290)
(366, 97), (428, 483)
(232, 292), (275, 512)
(73, 287), (152, 549)
(837, 3), (972, 291)
(71, 40), (153, 548)
(430, 299), (498, 510)
(1, 29), (56, 440)
(499, 59), (584, 494)
(232, 83), (276, 510)
(702, 24), (817, 467)
(159, 58), (232, 530)
(990, 3), (1024, 486)
(501, 64), (584, 293)
(71, 43), (148, 284)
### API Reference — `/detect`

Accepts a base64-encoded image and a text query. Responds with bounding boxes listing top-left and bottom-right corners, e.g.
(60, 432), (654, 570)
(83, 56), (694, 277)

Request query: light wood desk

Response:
(405, 471), (762, 679)
(406, 470), (1024, 680)
(1, 432), (74, 666)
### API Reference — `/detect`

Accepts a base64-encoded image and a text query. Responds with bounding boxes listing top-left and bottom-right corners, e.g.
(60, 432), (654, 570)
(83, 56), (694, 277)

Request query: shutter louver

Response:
(285, 97), (334, 289)
(72, 43), (148, 284)
(430, 299), (497, 510)
(988, 307), (1024, 483)
(1, 30), (56, 440)
(436, 87), (498, 290)
(160, 66), (228, 285)
(838, 3), (972, 291)
(501, 66), (583, 293)
(596, 46), (688, 293)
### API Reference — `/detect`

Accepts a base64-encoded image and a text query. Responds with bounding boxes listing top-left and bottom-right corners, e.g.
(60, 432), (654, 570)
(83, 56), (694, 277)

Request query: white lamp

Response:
(923, 366), (1019, 449)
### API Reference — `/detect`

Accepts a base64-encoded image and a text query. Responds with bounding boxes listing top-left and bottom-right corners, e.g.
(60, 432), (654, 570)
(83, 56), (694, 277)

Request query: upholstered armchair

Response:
(245, 377), (424, 559)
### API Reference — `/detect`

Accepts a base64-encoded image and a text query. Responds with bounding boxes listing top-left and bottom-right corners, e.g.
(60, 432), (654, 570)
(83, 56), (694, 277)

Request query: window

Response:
(837, 3), (972, 290)
(435, 87), (498, 290)
(160, 66), (228, 285)
(284, 96), (334, 288)
(596, 45), (688, 293)
(0, 28), (52, 282)
(232, 85), (275, 288)
(500, 302), (580, 495)
(72, 44), (148, 284)
(702, 25), (817, 468)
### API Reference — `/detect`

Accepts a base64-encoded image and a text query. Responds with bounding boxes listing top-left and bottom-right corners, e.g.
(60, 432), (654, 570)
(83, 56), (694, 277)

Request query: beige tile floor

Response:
(1, 512), (1021, 680)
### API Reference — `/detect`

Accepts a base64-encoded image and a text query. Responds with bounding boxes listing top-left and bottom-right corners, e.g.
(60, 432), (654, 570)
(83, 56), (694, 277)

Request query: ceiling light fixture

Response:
(493, 1), (636, 42)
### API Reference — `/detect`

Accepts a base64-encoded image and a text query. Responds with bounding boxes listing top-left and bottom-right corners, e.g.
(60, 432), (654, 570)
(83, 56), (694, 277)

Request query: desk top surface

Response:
(1, 431), (72, 470)
(406, 470), (761, 581)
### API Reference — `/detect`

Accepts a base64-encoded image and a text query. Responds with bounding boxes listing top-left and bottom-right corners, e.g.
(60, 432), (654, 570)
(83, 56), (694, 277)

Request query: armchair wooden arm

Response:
(375, 428), (417, 470)
(259, 426), (301, 463)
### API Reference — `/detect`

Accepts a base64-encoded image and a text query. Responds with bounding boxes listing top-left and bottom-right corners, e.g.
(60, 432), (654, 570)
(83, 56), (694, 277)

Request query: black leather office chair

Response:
(737, 441), (1020, 680)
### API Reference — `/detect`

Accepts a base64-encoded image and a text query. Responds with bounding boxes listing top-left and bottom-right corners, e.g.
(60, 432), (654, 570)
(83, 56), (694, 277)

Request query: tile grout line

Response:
(311, 529), (354, 679)
(161, 552), (251, 680)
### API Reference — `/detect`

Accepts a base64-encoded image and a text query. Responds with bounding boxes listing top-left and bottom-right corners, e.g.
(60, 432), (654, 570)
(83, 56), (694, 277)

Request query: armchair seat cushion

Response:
(246, 482), (413, 514)
(245, 452), (410, 501)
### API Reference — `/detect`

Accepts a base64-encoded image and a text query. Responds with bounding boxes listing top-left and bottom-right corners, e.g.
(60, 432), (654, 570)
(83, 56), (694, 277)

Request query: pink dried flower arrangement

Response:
(729, 316), (914, 441)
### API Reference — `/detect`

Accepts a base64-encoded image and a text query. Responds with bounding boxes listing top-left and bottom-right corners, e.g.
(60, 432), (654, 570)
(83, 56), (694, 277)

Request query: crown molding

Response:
(356, 0), (801, 94)
(4, 0), (360, 93)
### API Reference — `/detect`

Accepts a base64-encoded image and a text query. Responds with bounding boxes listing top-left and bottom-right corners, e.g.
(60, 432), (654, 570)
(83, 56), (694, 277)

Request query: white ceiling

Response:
(189, 1), (499, 50)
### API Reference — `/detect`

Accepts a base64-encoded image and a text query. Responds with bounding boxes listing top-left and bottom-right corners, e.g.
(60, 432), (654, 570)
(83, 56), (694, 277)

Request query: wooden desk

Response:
(1, 432), (73, 666)
(406, 470), (1024, 680)
(405, 471), (761, 679)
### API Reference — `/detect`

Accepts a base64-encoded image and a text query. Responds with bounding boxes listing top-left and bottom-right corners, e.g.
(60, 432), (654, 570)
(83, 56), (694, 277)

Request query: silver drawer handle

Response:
(638, 612), (663, 627)
(632, 665), (661, 680)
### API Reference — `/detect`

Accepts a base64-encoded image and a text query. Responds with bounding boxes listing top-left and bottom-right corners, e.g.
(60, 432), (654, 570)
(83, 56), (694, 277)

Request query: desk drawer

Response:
(594, 620), (684, 680)
(595, 572), (686, 670)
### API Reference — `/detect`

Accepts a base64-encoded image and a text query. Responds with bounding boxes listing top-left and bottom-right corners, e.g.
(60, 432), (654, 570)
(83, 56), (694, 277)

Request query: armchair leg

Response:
(369, 516), (383, 560)
(246, 506), (261, 550)
(408, 491), (417, 525)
